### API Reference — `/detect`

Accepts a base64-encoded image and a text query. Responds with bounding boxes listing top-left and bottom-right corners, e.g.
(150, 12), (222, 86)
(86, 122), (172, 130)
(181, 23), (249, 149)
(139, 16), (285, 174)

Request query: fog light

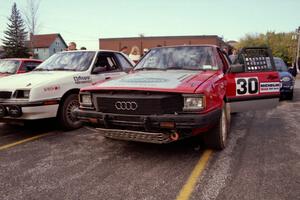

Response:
(0, 105), (7, 117)
(8, 106), (22, 118)
(160, 122), (175, 128)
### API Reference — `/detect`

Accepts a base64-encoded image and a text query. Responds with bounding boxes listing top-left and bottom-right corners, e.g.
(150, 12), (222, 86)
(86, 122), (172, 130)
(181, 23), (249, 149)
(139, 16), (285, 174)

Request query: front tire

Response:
(58, 94), (82, 130)
(286, 90), (294, 100)
(204, 103), (229, 150)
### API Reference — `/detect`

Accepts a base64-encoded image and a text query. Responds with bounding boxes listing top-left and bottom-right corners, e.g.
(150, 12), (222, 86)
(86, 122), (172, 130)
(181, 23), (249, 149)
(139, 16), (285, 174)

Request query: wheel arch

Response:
(56, 88), (80, 116)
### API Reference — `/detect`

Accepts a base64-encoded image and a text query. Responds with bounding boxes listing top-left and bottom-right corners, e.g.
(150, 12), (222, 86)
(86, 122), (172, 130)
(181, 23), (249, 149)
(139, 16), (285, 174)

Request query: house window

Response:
(53, 48), (56, 53)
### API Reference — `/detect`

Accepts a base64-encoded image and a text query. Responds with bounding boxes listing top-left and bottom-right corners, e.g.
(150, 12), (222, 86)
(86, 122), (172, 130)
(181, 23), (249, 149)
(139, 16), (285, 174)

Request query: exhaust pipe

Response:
(170, 132), (179, 141)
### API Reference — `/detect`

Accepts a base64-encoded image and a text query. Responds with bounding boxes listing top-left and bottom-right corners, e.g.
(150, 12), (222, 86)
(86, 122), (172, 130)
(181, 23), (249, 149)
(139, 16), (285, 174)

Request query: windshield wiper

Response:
(34, 68), (50, 71)
(166, 67), (202, 71)
(135, 67), (165, 71)
(51, 68), (76, 71)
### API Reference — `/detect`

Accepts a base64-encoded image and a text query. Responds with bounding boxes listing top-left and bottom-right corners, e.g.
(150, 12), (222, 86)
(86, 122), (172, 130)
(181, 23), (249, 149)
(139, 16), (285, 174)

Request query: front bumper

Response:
(73, 108), (221, 143)
(0, 99), (60, 121)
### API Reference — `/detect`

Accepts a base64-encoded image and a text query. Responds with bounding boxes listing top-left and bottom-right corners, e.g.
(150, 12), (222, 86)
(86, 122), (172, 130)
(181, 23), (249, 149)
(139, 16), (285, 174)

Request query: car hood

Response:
(84, 70), (216, 93)
(0, 73), (11, 78)
(0, 71), (82, 90)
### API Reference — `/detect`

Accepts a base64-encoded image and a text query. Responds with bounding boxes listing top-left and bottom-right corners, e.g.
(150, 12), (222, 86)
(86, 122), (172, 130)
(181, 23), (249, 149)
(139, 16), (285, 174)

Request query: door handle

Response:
(267, 74), (278, 80)
(105, 76), (111, 80)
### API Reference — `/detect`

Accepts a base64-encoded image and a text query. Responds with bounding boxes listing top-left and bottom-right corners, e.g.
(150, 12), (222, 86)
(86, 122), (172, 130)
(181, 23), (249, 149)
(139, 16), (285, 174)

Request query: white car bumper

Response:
(0, 99), (60, 120)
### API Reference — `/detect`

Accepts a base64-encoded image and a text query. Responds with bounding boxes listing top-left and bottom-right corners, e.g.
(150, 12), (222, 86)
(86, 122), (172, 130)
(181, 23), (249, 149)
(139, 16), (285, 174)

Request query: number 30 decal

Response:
(235, 77), (259, 96)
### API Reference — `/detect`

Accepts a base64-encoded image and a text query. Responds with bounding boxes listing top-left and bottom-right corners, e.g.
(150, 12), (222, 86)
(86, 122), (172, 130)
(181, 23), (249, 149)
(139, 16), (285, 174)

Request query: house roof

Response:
(28, 33), (67, 48)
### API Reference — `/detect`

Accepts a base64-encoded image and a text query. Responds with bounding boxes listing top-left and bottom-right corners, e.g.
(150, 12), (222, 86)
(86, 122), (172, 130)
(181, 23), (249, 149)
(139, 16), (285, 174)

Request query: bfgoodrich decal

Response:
(73, 76), (91, 84)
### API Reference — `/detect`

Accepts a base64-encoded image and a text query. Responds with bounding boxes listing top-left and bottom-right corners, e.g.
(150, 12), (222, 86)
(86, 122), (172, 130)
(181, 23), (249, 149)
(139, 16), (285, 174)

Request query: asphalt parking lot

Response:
(0, 79), (300, 200)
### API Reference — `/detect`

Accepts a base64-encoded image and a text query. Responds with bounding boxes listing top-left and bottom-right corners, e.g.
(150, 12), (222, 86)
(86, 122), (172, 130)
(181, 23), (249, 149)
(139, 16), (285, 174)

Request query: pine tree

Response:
(2, 3), (29, 58)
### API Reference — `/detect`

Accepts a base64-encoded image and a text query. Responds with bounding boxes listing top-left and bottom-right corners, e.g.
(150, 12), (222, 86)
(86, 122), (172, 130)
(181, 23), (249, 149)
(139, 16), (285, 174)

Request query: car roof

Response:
(151, 44), (219, 50)
(1, 58), (42, 62)
(64, 49), (121, 53)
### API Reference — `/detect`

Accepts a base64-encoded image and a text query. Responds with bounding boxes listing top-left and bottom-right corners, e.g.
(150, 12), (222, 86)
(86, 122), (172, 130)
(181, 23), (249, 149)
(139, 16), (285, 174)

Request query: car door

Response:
(224, 47), (280, 112)
(90, 52), (133, 83)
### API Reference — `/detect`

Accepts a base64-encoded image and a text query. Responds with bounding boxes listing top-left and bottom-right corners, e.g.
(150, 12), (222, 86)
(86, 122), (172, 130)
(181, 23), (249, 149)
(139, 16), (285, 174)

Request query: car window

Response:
(115, 53), (133, 70)
(235, 49), (273, 72)
(20, 61), (41, 72)
(92, 53), (121, 74)
(135, 46), (218, 71)
(0, 60), (20, 74)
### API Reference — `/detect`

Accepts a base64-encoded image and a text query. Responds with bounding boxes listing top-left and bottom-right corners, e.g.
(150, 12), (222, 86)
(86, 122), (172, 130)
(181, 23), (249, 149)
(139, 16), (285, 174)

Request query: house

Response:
(27, 33), (67, 60)
(99, 35), (230, 55)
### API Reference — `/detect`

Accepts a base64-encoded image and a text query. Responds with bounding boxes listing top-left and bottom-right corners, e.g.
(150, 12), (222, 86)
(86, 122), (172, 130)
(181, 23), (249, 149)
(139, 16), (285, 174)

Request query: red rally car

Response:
(0, 58), (42, 77)
(73, 45), (280, 150)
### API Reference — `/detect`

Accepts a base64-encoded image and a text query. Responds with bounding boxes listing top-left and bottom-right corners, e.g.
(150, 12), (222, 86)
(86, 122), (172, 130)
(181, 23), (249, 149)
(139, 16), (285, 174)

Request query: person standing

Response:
(229, 49), (238, 63)
(129, 46), (141, 63)
(68, 42), (77, 51)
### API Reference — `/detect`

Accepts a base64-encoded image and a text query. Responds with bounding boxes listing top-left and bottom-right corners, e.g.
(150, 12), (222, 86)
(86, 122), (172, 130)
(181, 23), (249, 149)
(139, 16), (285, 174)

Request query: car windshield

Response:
(35, 51), (96, 71)
(274, 58), (288, 72)
(135, 46), (218, 71)
(0, 60), (20, 74)
(266, 57), (288, 72)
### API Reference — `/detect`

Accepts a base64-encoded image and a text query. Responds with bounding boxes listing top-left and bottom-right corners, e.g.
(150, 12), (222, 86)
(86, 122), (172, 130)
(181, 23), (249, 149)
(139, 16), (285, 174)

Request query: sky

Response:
(0, 0), (299, 50)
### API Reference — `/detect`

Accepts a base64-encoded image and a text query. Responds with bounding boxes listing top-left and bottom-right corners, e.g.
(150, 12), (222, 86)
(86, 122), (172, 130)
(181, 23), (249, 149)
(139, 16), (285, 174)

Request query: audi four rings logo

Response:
(115, 101), (138, 111)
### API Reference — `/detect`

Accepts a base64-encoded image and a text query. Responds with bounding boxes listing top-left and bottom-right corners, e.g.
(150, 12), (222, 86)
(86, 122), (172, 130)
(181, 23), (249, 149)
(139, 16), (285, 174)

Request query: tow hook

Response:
(170, 132), (180, 141)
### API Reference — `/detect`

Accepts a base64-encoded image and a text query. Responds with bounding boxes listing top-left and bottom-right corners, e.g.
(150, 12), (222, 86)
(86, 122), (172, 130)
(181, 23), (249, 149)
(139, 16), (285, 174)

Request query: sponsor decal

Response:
(73, 76), (92, 84)
(121, 78), (168, 83)
(235, 77), (259, 96)
(44, 85), (61, 92)
(260, 82), (280, 93)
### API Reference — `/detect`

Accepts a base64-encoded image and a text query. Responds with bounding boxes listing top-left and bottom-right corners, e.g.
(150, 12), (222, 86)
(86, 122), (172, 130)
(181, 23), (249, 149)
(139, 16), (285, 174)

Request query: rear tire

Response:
(204, 103), (229, 150)
(58, 93), (82, 131)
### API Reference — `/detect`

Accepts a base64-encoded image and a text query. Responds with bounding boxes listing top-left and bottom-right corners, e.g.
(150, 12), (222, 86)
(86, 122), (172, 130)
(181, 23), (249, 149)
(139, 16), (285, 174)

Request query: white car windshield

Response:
(0, 60), (20, 74)
(135, 46), (218, 71)
(35, 51), (96, 71)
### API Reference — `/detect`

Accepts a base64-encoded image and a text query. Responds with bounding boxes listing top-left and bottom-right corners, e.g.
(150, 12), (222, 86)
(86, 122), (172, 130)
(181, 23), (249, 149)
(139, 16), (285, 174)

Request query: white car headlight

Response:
(14, 90), (30, 98)
(281, 76), (291, 82)
(23, 90), (30, 98)
(183, 96), (205, 111)
(80, 93), (92, 106)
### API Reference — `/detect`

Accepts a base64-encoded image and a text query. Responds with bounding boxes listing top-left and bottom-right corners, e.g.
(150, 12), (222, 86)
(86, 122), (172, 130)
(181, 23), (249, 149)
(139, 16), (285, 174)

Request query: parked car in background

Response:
(0, 58), (42, 78)
(74, 46), (280, 150)
(269, 57), (295, 100)
(0, 50), (134, 130)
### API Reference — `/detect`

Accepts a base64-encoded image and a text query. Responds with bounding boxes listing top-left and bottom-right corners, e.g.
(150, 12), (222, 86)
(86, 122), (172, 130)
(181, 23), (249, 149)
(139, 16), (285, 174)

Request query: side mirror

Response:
(26, 65), (36, 72)
(92, 66), (106, 74)
(229, 64), (245, 73)
(124, 67), (133, 73)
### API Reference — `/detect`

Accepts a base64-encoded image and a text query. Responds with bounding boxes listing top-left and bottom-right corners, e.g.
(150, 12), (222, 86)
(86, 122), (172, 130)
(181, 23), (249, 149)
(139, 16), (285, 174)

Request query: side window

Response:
(20, 61), (40, 72)
(92, 53), (121, 74)
(115, 53), (133, 70)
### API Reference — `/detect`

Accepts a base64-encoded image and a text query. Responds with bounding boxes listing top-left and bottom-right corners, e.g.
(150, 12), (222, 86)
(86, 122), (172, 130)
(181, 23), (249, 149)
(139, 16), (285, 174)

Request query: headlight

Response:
(14, 90), (30, 98)
(183, 95), (205, 111)
(23, 90), (30, 98)
(281, 76), (291, 82)
(80, 93), (93, 107)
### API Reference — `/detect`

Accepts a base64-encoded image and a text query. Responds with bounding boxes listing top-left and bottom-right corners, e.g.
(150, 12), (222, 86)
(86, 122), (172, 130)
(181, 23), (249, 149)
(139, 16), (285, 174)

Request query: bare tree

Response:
(23, 0), (41, 35)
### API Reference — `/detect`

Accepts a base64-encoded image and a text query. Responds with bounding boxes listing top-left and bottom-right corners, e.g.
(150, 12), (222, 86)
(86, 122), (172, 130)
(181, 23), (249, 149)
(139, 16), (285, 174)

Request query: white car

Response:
(0, 50), (134, 130)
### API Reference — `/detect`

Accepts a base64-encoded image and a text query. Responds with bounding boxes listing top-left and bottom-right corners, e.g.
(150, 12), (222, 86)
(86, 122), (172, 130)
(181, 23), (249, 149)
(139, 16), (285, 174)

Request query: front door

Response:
(226, 47), (280, 112)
